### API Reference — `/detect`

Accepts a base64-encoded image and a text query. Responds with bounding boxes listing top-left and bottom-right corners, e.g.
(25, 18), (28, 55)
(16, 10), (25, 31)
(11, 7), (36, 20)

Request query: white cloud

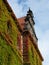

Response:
(8, 0), (29, 18)
(8, 0), (23, 17)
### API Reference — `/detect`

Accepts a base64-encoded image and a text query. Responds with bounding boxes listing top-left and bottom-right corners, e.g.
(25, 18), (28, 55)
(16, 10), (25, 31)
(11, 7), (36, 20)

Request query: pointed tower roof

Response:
(27, 8), (33, 14)
(27, 8), (34, 18)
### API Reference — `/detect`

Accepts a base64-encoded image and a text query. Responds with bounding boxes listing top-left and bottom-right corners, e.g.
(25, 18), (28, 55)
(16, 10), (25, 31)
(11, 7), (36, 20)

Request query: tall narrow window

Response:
(7, 20), (12, 34)
(36, 55), (38, 65)
(31, 46), (35, 65)
(31, 47), (34, 59)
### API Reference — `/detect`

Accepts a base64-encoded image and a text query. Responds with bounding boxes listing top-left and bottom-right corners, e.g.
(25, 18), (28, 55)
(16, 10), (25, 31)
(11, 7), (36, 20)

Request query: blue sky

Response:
(8, 0), (49, 65)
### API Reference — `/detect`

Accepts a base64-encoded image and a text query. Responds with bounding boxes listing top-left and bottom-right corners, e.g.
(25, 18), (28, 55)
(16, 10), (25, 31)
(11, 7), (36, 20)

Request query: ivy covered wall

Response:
(0, 0), (43, 65)
(0, 0), (19, 46)
(28, 37), (42, 65)
(0, 0), (22, 65)
(0, 35), (22, 65)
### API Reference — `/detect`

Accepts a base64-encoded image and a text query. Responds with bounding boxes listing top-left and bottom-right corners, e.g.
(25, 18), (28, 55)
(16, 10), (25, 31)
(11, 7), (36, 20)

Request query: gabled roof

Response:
(18, 16), (38, 40)
(18, 17), (26, 31)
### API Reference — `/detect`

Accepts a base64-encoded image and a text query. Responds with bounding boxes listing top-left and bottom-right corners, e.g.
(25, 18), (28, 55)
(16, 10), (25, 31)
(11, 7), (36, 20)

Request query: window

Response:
(31, 47), (34, 59)
(7, 20), (11, 29)
(7, 20), (12, 34)
(17, 34), (23, 53)
(36, 55), (38, 65)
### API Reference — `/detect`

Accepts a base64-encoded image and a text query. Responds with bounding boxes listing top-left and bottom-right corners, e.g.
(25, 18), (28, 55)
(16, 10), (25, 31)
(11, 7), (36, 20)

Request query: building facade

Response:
(0, 0), (22, 65)
(0, 0), (43, 65)
(18, 9), (44, 65)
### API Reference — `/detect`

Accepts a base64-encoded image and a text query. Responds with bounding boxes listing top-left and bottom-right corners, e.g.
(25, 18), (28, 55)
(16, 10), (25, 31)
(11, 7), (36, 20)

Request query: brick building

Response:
(18, 9), (44, 65)
(0, 0), (44, 65)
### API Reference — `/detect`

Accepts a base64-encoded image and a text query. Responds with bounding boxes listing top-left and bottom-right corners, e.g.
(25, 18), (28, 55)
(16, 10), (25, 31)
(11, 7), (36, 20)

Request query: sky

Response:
(8, 0), (49, 65)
